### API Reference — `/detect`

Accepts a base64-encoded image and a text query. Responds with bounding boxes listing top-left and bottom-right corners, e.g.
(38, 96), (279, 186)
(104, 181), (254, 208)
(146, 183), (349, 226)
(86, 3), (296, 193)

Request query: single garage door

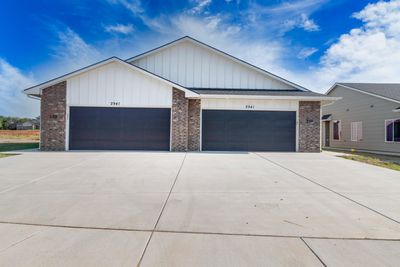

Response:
(202, 110), (296, 151)
(69, 107), (170, 150)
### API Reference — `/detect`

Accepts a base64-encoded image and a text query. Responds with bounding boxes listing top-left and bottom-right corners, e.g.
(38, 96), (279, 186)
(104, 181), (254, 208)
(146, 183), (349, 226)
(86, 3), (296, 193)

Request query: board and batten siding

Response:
(323, 85), (400, 153)
(66, 61), (173, 108)
(131, 40), (295, 90)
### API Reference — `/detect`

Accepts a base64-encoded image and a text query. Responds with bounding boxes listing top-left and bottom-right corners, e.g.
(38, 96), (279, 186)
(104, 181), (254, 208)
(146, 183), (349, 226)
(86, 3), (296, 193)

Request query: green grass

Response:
(0, 153), (16, 159)
(0, 143), (39, 152)
(335, 151), (400, 171)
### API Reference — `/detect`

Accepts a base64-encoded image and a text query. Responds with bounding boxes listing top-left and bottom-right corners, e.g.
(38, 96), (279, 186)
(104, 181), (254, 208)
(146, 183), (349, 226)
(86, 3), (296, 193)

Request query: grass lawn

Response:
(0, 143), (39, 152)
(328, 149), (400, 171)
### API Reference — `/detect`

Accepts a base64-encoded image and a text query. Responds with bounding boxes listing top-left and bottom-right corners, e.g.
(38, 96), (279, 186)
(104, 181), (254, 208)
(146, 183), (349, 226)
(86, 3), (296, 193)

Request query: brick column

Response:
(171, 88), (189, 151)
(188, 99), (201, 151)
(299, 101), (321, 152)
(40, 81), (67, 151)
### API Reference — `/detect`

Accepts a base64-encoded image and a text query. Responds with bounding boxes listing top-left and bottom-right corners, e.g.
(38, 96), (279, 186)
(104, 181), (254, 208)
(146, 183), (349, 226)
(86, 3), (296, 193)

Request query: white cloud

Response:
(305, 0), (400, 92)
(188, 0), (212, 14)
(105, 23), (134, 34)
(0, 59), (38, 117)
(297, 47), (318, 59)
(36, 27), (104, 80)
(299, 14), (319, 31)
(244, 0), (325, 34)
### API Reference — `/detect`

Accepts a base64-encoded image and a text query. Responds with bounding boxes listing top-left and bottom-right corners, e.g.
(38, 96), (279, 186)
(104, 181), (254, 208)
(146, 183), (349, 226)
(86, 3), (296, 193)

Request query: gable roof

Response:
(126, 36), (309, 92)
(327, 83), (400, 104)
(23, 57), (198, 98)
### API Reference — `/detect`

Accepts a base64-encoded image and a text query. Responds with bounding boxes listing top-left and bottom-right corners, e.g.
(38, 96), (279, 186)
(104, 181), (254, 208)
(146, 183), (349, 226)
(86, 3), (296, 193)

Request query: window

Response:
(351, 121), (363, 141)
(333, 120), (341, 140)
(386, 119), (400, 142)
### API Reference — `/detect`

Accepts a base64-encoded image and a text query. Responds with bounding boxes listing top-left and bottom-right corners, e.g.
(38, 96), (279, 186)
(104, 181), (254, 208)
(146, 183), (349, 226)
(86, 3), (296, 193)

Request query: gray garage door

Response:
(69, 107), (170, 150)
(202, 110), (296, 151)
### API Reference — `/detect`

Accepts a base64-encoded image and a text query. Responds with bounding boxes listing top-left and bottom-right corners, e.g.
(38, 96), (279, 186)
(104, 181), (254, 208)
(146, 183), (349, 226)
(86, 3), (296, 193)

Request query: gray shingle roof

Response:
(190, 88), (327, 97)
(338, 83), (400, 102)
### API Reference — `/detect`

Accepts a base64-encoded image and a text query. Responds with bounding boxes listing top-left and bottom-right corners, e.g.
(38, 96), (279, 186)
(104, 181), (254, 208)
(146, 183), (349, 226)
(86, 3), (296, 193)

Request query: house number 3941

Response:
(110, 101), (120, 106)
(245, 105), (255, 109)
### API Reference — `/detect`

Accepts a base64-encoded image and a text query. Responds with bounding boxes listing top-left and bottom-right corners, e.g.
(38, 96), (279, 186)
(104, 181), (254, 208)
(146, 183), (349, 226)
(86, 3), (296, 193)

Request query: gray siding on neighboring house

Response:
(323, 85), (400, 153)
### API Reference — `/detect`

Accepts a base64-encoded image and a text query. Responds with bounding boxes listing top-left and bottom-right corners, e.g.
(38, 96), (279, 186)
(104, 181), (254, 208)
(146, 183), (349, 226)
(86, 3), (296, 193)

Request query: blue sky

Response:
(1, 0), (400, 117)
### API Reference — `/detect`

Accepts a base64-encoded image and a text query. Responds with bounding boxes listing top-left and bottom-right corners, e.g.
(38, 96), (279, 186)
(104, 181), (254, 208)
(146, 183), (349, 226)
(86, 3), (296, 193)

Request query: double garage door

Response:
(69, 107), (296, 151)
(202, 110), (296, 152)
(69, 107), (170, 150)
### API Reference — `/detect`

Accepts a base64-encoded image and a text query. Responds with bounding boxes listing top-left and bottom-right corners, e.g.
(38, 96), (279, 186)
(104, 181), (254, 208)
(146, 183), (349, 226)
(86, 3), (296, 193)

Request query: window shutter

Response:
(357, 122), (363, 141)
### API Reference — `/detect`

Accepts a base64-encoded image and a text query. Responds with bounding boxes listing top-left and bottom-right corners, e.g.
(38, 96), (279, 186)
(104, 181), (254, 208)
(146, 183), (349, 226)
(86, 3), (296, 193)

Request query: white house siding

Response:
(323, 86), (400, 153)
(66, 61), (172, 108)
(201, 99), (298, 111)
(131, 40), (295, 90)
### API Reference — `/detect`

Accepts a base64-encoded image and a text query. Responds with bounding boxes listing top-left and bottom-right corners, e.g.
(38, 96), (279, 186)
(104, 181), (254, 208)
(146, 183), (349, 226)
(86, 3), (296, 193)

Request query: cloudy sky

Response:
(1, 0), (400, 117)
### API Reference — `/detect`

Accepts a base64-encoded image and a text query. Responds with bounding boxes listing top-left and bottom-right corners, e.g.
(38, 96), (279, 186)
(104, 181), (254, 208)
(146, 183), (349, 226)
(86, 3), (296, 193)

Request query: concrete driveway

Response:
(0, 151), (399, 266)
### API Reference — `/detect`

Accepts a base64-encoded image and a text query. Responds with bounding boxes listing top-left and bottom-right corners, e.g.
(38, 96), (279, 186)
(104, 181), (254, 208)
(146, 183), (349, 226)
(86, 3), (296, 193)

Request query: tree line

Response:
(0, 116), (40, 130)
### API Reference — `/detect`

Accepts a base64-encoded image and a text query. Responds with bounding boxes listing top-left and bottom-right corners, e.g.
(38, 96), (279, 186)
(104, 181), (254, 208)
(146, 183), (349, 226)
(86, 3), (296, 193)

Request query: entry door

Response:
(202, 110), (296, 152)
(69, 107), (171, 150)
(325, 121), (330, 147)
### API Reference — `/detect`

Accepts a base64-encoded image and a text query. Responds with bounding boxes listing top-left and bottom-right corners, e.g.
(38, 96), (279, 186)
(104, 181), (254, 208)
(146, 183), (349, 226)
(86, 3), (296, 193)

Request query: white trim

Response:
(384, 118), (400, 143)
(23, 57), (199, 98)
(296, 108), (299, 152)
(198, 94), (339, 101)
(327, 83), (400, 104)
(127, 36), (309, 92)
(169, 106), (173, 152)
(199, 107), (203, 151)
(319, 107), (322, 151)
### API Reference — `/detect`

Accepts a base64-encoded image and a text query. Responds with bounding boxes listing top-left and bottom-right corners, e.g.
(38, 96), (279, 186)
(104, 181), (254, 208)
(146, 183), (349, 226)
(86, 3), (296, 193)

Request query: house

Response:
(322, 83), (400, 155)
(16, 121), (35, 130)
(23, 36), (337, 152)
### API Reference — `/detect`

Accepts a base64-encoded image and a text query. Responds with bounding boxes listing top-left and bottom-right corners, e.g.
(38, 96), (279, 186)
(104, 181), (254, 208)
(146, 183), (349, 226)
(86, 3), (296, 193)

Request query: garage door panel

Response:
(202, 110), (296, 152)
(69, 107), (170, 150)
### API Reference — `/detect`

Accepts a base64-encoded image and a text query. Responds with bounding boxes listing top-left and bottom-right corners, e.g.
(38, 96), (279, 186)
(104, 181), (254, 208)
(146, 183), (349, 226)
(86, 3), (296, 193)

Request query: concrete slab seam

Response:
(253, 153), (400, 225)
(0, 154), (104, 195)
(1, 221), (400, 242)
(137, 152), (188, 267)
(300, 237), (327, 267)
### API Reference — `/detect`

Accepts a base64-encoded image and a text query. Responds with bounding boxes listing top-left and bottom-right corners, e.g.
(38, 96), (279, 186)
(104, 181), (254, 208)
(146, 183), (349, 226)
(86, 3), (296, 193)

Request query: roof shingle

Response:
(337, 83), (400, 102)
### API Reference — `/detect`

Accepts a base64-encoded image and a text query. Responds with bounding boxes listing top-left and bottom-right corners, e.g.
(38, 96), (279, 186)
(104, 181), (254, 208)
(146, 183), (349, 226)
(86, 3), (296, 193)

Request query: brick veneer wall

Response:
(171, 88), (189, 151)
(40, 81), (67, 151)
(188, 99), (201, 151)
(299, 101), (321, 152)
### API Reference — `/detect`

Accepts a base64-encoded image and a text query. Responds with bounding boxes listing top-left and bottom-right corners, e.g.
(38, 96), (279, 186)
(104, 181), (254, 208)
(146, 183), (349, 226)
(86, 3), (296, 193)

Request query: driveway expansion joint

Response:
(253, 153), (400, 225)
(300, 237), (327, 267)
(1, 220), (400, 242)
(137, 152), (188, 267)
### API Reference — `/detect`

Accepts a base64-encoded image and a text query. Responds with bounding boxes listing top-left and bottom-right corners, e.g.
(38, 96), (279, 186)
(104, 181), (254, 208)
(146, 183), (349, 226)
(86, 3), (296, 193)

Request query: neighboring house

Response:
(322, 83), (400, 155)
(23, 36), (336, 152)
(16, 119), (40, 130)
(16, 121), (35, 130)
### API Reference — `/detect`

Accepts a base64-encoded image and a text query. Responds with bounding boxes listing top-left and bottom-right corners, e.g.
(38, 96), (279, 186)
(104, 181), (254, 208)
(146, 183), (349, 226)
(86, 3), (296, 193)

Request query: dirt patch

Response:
(0, 130), (39, 143)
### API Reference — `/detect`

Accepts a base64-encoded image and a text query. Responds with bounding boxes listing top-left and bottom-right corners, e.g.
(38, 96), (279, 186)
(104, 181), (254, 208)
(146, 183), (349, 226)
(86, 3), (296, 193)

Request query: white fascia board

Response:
(327, 83), (400, 104)
(127, 36), (309, 92)
(198, 94), (341, 101)
(23, 57), (199, 98)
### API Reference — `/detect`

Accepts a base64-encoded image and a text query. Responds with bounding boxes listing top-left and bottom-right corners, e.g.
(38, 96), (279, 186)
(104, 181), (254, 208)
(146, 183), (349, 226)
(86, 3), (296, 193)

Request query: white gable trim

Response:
(126, 36), (309, 92)
(23, 57), (198, 98)
(326, 83), (400, 104)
